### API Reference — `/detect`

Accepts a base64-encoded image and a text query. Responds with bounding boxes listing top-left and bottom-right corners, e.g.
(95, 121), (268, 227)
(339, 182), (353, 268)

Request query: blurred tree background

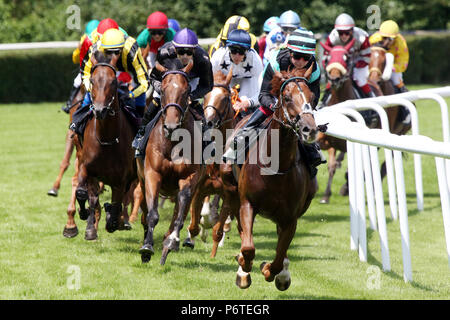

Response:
(0, 0), (448, 42)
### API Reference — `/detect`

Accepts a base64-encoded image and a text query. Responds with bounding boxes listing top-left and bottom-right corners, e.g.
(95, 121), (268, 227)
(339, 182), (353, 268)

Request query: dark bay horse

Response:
(137, 60), (204, 265)
(220, 64), (319, 291)
(182, 69), (237, 256)
(75, 53), (137, 240)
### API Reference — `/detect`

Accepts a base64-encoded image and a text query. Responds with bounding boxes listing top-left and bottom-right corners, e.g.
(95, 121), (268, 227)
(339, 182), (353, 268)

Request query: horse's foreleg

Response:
(63, 159), (79, 238)
(85, 180), (100, 240)
(75, 162), (89, 220)
(339, 170), (349, 196)
(161, 176), (196, 266)
(260, 222), (297, 291)
(235, 199), (255, 289)
(139, 169), (161, 263)
(183, 187), (205, 249)
(48, 130), (74, 197)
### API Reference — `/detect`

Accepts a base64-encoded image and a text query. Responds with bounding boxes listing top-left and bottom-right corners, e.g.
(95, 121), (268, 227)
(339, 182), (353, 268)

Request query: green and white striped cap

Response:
(286, 29), (316, 55)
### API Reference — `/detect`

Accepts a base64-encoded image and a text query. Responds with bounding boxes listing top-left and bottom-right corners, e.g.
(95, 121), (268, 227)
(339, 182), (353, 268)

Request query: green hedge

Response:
(0, 34), (449, 103)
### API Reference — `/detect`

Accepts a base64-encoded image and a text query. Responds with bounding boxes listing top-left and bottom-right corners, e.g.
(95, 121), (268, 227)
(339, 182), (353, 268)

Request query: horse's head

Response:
(369, 46), (387, 83)
(156, 60), (193, 139)
(90, 53), (119, 120)
(203, 68), (233, 130)
(271, 64), (317, 143)
(320, 39), (355, 88)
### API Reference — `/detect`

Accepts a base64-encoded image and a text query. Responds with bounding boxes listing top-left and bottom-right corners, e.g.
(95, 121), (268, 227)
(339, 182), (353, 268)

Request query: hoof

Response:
(63, 226), (78, 238)
(84, 228), (98, 241)
(160, 246), (170, 266)
(319, 197), (329, 204)
(139, 244), (154, 263)
(118, 220), (132, 231)
(78, 208), (89, 221)
(236, 266), (251, 289)
(47, 188), (58, 197)
(275, 275), (291, 291)
(339, 184), (349, 196)
(163, 237), (180, 253)
(182, 238), (195, 249)
(105, 213), (119, 233)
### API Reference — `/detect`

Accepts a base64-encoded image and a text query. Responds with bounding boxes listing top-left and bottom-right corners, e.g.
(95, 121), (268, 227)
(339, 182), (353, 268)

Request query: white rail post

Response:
(347, 140), (358, 251)
(354, 143), (367, 262)
(435, 157), (450, 269)
(393, 149), (413, 282)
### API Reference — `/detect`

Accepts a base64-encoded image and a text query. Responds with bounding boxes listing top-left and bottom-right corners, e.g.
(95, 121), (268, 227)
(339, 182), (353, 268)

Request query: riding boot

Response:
(132, 99), (160, 154)
(222, 108), (267, 162)
(298, 142), (326, 178)
(62, 85), (80, 114)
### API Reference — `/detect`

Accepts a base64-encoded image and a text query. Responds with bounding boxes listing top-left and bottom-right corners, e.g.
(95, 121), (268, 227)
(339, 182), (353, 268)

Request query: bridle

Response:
(160, 70), (191, 135)
(203, 84), (234, 128)
(90, 62), (118, 117)
(272, 76), (314, 140)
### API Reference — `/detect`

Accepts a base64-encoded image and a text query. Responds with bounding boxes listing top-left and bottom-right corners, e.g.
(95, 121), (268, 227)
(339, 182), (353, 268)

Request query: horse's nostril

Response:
(302, 126), (310, 133)
(207, 120), (213, 128)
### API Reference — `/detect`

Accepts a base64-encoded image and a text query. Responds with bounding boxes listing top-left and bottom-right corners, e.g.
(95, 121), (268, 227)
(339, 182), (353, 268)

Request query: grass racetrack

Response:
(0, 85), (449, 300)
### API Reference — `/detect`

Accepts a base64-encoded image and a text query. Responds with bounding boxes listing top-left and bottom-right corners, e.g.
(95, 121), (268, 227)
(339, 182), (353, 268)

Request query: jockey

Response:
(168, 19), (181, 33)
(369, 20), (409, 93)
(208, 15), (259, 58)
(258, 16), (280, 62)
(263, 10), (301, 66)
(136, 11), (176, 69)
(211, 29), (264, 115)
(132, 28), (214, 157)
(70, 28), (149, 135)
(223, 28), (326, 175)
(319, 13), (374, 107)
(62, 19), (99, 113)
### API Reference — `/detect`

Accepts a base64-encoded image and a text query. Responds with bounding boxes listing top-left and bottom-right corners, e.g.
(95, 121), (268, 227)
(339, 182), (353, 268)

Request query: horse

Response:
(220, 64), (319, 291)
(181, 69), (237, 256)
(368, 45), (412, 138)
(75, 53), (137, 240)
(137, 59), (204, 265)
(316, 39), (378, 204)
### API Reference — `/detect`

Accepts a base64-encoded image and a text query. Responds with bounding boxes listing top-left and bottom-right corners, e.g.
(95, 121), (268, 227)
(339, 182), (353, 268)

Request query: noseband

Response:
(90, 62), (118, 117)
(273, 76), (314, 138)
(203, 84), (233, 128)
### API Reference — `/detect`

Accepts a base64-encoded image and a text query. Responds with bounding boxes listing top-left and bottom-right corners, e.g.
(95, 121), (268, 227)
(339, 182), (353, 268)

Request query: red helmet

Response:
(97, 18), (119, 35)
(146, 11), (168, 29)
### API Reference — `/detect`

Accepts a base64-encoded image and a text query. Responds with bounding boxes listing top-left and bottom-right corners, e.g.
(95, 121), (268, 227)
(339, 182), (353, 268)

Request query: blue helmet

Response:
(173, 28), (198, 48)
(263, 16), (280, 33)
(279, 10), (301, 29)
(226, 29), (251, 49)
(168, 19), (181, 32)
(85, 19), (100, 36)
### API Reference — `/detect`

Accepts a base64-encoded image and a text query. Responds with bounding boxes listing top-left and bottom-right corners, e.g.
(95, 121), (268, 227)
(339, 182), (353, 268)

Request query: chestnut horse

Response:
(182, 69), (237, 256)
(75, 53), (137, 240)
(137, 60), (204, 265)
(220, 64), (319, 291)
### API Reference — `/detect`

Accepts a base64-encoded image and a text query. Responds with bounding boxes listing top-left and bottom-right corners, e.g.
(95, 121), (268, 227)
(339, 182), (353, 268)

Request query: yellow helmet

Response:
(220, 15), (250, 41)
(379, 20), (399, 38)
(100, 29), (125, 50)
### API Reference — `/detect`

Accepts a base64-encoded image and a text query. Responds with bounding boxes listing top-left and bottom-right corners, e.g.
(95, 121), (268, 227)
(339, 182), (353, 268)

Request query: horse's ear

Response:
(320, 41), (332, 53)
(155, 61), (168, 73)
(304, 63), (314, 80)
(270, 71), (284, 96)
(344, 38), (356, 52)
(182, 60), (194, 74)
(225, 66), (233, 86)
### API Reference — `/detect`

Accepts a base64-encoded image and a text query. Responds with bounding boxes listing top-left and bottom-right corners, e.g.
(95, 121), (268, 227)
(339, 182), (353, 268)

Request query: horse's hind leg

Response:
(105, 186), (124, 234)
(63, 159), (79, 238)
(320, 148), (337, 204)
(75, 162), (90, 220)
(85, 180), (100, 240)
(129, 181), (143, 223)
(211, 194), (237, 258)
(48, 130), (74, 197)
(183, 187), (205, 249)
(260, 221), (297, 291)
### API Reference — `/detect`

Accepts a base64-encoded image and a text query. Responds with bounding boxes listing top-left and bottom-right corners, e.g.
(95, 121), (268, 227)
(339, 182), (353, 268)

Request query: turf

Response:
(0, 85), (449, 300)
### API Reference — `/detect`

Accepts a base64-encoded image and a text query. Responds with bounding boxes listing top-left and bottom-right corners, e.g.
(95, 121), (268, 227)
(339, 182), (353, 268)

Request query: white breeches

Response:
(353, 66), (369, 87)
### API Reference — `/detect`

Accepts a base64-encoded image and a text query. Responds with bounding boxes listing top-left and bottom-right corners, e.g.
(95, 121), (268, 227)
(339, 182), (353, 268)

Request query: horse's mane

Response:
(270, 67), (308, 96)
(213, 71), (228, 85)
(162, 58), (185, 71)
